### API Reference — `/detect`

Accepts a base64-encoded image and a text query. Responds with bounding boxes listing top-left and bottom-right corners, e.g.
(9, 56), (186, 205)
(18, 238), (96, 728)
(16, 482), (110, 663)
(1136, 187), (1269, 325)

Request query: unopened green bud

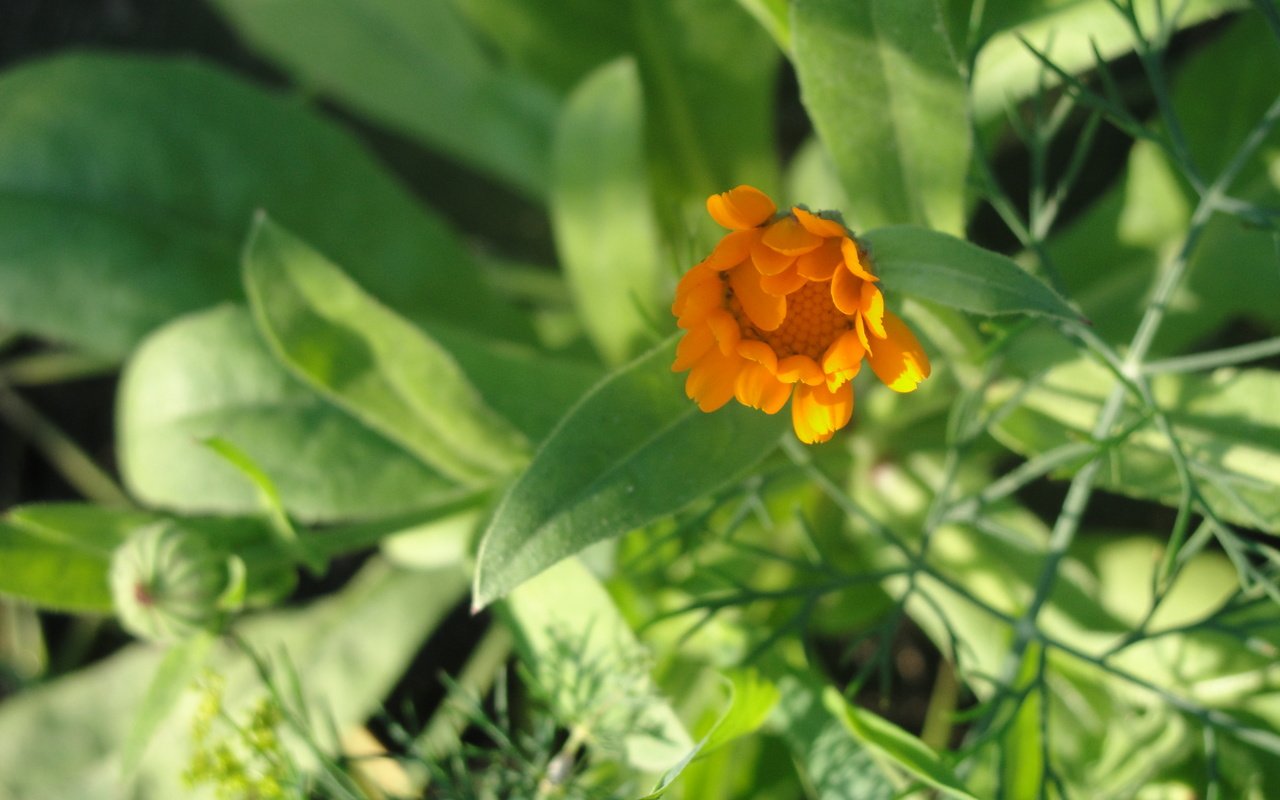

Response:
(110, 523), (231, 643)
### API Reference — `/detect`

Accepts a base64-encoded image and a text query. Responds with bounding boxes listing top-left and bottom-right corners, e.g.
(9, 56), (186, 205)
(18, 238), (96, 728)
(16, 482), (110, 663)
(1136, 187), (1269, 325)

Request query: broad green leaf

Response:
(551, 58), (665, 366)
(736, 0), (792, 50)
(0, 557), (465, 799)
(642, 669), (780, 798)
(824, 688), (982, 800)
(0, 518), (126, 613)
(447, 0), (633, 93)
(774, 675), (895, 800)
(243, 216), (530, 486)
(121, 632), (216, 776)
(472, 338), (787, 608)
(991, 361), (1280, 535)
(0, 54), (516, 358)
(865, 226), (1078, 320)
(792, 0), (970, 234)
(970, 0), (1248, 121)
(118, 306), (459, 522)
(784, 137), (851, 216)
(209, 0), (557, 198)
(2, 504), (300, 614)
(424, 322), (603, 443)
(505, 557), (692, 772)
(452, 0), (782, 230)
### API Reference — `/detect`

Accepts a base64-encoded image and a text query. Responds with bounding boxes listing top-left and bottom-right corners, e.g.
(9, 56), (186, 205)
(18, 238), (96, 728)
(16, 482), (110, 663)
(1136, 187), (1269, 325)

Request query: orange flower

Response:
(672, 185), (930, 444)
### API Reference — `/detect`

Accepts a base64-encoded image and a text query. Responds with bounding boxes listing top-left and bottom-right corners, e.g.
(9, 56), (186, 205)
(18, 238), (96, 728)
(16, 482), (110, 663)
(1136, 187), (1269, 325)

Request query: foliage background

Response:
(1, 0), (1279, 798)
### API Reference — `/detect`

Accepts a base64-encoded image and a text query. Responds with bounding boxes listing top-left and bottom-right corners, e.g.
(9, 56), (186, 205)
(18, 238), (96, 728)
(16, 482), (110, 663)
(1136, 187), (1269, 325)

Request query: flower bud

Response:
(110, 522), (230, 643)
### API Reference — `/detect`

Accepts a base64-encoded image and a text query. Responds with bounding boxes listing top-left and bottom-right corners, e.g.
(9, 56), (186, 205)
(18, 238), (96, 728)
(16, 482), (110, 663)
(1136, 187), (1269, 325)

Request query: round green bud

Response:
(110, 522), (230, 643)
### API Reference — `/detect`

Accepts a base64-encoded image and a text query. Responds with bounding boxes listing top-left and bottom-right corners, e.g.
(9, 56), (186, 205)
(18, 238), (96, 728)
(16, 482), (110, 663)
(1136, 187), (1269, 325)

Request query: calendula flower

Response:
(672, 185), (930, 444)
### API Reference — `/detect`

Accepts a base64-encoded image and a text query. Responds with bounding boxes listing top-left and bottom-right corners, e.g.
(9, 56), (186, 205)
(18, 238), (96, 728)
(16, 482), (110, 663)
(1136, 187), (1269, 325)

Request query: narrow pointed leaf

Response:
(243, 216), (529, 486)
(473, 338), (786, 608)
(866, 226), (1079, 320)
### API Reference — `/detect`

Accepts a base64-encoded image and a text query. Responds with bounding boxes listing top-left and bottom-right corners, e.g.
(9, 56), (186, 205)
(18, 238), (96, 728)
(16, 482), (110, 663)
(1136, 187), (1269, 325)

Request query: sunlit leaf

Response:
(641, 668), (780, 797)
(551, 58), (665, 365)
(119, 306), (459, 522)
(473, 338), (786, 608)
(992, 361), (1280, 535)
(824, 688), (982, 800)
(243, 216), (530, 486)
(792, 0), (969, 234)
(866, 226), (1078, 320)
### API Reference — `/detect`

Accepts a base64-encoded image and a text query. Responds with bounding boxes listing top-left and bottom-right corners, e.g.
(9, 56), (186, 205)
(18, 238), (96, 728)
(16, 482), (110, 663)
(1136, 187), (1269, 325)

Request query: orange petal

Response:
(707, 185), (776, 230)
(735, 362), (792, 414)
(791, 382), (854, 444)
(736, 339), (779, 372)
(729, 264), (786, 331)
(672, 325), (715, 371)
(792, 206), (846, 238)
(674, 283), (723, 328)
(776, 355), (824, 385)
(761, 216), (823, 256)
(831, 263), (862, 315)
(868, 311), (932, 393)
(750, 237), (795, 276)
(673, 263), (720, 312)
(841, 237), (878, 282)
(860, 282), (887, 339)
(705, 308), (741, 355)
(760, 263), (808, 297)
(685, 347), (743, 412)
(700, 229), (760, 271)
(796, 237), (843, 280)
(821, 330), (864, 389)
(855, 314), (872, 354)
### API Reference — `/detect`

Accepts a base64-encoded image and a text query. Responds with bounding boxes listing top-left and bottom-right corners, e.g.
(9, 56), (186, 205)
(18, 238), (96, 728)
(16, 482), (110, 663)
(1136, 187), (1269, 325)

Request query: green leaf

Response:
(0, 516), (130, 613)
(118, 306), (459, 522)
(504, 557), (692, 772)
(243, 215), (530, 486)
(991, 361), (1280, 536)
(121, 632), (216, 776)
(208, 0), (557, 198)
(0, 503), (305, 614)
(472, 338), (786, 608)
(0, 54), (515, 358)
(642, 669), (780, 798)
(446, 0), (634, 94)
(635, 0), (781, 228)
(824, 688), (982, 800)
(792, 0), (970, 234)
(551, 57), (665, 366)
(735, 0), (792, 51)
(201, 437), (326, 575)
(865, 226), (1079, 320)
(774, 675), (895, 800)
(424, 322), (603, 443)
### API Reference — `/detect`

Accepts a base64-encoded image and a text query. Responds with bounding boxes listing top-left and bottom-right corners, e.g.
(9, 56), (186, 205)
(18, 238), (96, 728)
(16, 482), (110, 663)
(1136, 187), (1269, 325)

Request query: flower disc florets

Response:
(671, 185), (931, 443)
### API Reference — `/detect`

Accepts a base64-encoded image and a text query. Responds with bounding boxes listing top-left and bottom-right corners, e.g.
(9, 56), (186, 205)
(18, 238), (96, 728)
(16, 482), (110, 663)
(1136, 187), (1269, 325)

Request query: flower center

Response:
(730, 278), (854, 360)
